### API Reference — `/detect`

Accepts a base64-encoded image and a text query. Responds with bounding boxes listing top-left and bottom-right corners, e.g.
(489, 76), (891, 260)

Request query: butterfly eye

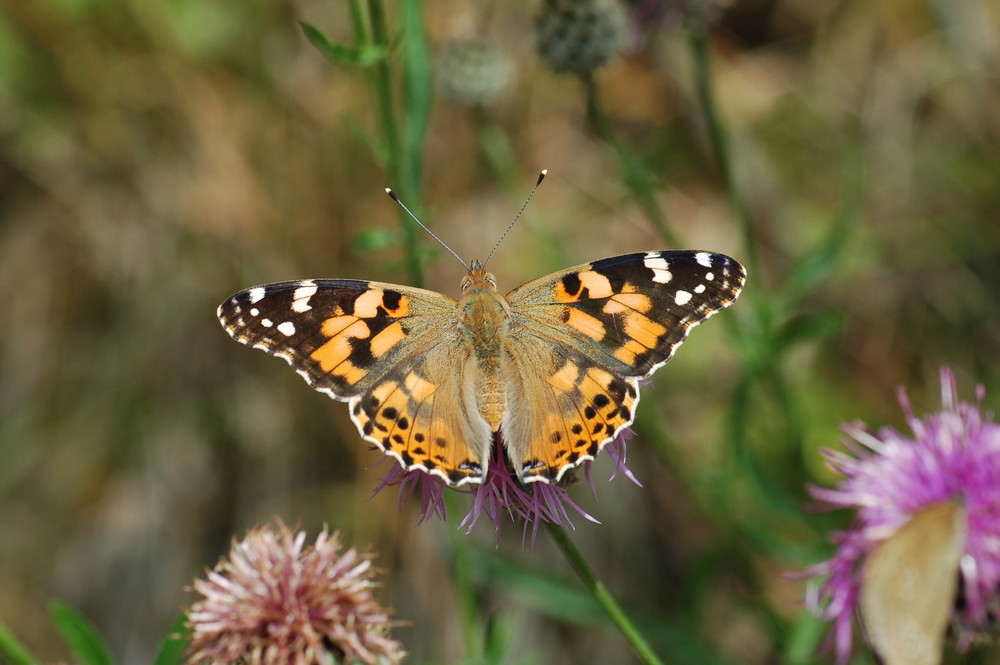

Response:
(486, 276), (497, 288)
(461, 276), (472, 290)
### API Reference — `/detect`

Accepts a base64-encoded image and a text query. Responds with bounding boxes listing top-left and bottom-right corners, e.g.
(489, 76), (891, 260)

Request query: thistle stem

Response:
(545, 522), (666, 665)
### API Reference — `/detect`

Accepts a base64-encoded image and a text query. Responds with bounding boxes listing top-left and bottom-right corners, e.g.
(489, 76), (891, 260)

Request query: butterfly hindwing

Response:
(501, 337), (640, 482)
(347, 343), (492, 486)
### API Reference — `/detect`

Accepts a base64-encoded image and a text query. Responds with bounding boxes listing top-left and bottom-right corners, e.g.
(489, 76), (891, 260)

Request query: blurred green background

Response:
(1, 0), (998, 663)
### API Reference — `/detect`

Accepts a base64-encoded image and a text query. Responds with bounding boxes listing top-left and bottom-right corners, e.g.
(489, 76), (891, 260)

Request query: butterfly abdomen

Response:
(458, 282), (513, 431)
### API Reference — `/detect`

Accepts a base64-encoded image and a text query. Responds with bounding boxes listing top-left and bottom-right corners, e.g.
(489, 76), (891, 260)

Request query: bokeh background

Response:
(1, 0), (998, 663)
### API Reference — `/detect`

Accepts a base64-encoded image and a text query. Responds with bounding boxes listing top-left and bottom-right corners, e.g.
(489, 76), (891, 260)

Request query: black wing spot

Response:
(593, 394), (610, 408)
(382, 290), (403, 312)
(397, 417), (409, 430)
(435, 437), (448, 448)
(584, 406), (597, 420)
(571, 424), (583, 435)
(412, 447), (426, 456)
(348, 336), (375, 367)
(401, 451), (414, 465)
(608, 379), (629, 399)
(392, 434), (404, 445)
(561, 272), (582, 297)
(592, 423), (604, 434)
(414, 432), (425, 443)
(382, 406), (398, 420)
(550, 431), (563, 443)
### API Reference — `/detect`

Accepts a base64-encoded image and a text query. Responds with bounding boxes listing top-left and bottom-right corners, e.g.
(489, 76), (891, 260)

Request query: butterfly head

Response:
(462, 258), (498, 291)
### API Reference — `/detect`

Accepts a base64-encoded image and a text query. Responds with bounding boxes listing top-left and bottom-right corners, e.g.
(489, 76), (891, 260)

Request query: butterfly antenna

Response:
(385, 188), (469, 271)
(483, 169), (547, 269)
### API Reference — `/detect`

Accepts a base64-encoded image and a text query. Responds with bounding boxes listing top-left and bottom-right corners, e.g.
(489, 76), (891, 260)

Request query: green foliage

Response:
(50, 603), (115, 665)
(150, 615), (189, 665)
(0, 616), (38, 665)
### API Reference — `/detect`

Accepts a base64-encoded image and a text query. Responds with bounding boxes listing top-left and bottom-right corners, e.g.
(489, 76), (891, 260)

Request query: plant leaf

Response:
(49, 602), (115, 665)
(300, 21), (361, 64)
(151, 614), (189, 665)
(0, 615), (39, 665)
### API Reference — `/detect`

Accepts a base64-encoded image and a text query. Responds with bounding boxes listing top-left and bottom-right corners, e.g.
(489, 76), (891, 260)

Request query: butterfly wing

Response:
(218, 280), (491, 485)
(503, 251), (746, 482)
(860, 501), (966, 665)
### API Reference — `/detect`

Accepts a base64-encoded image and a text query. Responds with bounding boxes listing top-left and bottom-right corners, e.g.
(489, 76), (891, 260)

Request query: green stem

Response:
(581, 74), (681, 250)
(365, 0), (424, 286)
(0, 617), (39, 665)
(545, 522), (666, 665)
(687, 9), (759, 276)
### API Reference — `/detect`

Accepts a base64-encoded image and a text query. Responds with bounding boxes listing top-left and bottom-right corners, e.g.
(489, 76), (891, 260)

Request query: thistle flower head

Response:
(804, 367), (1000, 662)
(535, 0), (628, 75)
(437, 39), (514, 107)
(186, 523), (404, 665)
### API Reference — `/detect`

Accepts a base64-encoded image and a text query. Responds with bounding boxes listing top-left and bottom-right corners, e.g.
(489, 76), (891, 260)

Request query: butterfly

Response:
(218, 248), (746, 487)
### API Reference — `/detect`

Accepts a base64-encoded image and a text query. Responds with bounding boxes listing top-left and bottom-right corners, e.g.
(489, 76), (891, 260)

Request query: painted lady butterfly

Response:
(218, 246), (745, 486)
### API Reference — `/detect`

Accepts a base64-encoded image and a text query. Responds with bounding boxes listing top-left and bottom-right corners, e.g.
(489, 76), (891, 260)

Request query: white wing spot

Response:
(248, 287), (266, 304)
(705, 272), (715, 281)
(292, 282), (318, 313)
(694, 284), (707, 294)
(644, 254), (674, 284)
(674, 290), (693, 306)
(277, 321), (296, 336)
(249, 308), (260, 317)
(643, 253), (671, 271)
(261, 318), (274, 328)
(696, 252), (713, 267)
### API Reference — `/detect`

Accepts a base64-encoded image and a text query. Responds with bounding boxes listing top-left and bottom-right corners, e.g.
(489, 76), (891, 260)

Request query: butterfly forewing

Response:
(217, 279), (455, 398)
(507, 251), (745, 378)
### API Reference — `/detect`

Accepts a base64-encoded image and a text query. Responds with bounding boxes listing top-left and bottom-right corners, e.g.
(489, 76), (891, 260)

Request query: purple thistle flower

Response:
(186, 522), (404, 665)
(803, 367), (1000, 662)
(374, 429), (640, 542)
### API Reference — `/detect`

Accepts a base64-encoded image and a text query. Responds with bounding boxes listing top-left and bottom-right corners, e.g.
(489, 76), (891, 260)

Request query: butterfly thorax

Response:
(458, 264), (510, 430)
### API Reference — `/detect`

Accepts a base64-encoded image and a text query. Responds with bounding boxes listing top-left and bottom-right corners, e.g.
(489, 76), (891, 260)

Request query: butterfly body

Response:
(219, 250), (746, 486)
